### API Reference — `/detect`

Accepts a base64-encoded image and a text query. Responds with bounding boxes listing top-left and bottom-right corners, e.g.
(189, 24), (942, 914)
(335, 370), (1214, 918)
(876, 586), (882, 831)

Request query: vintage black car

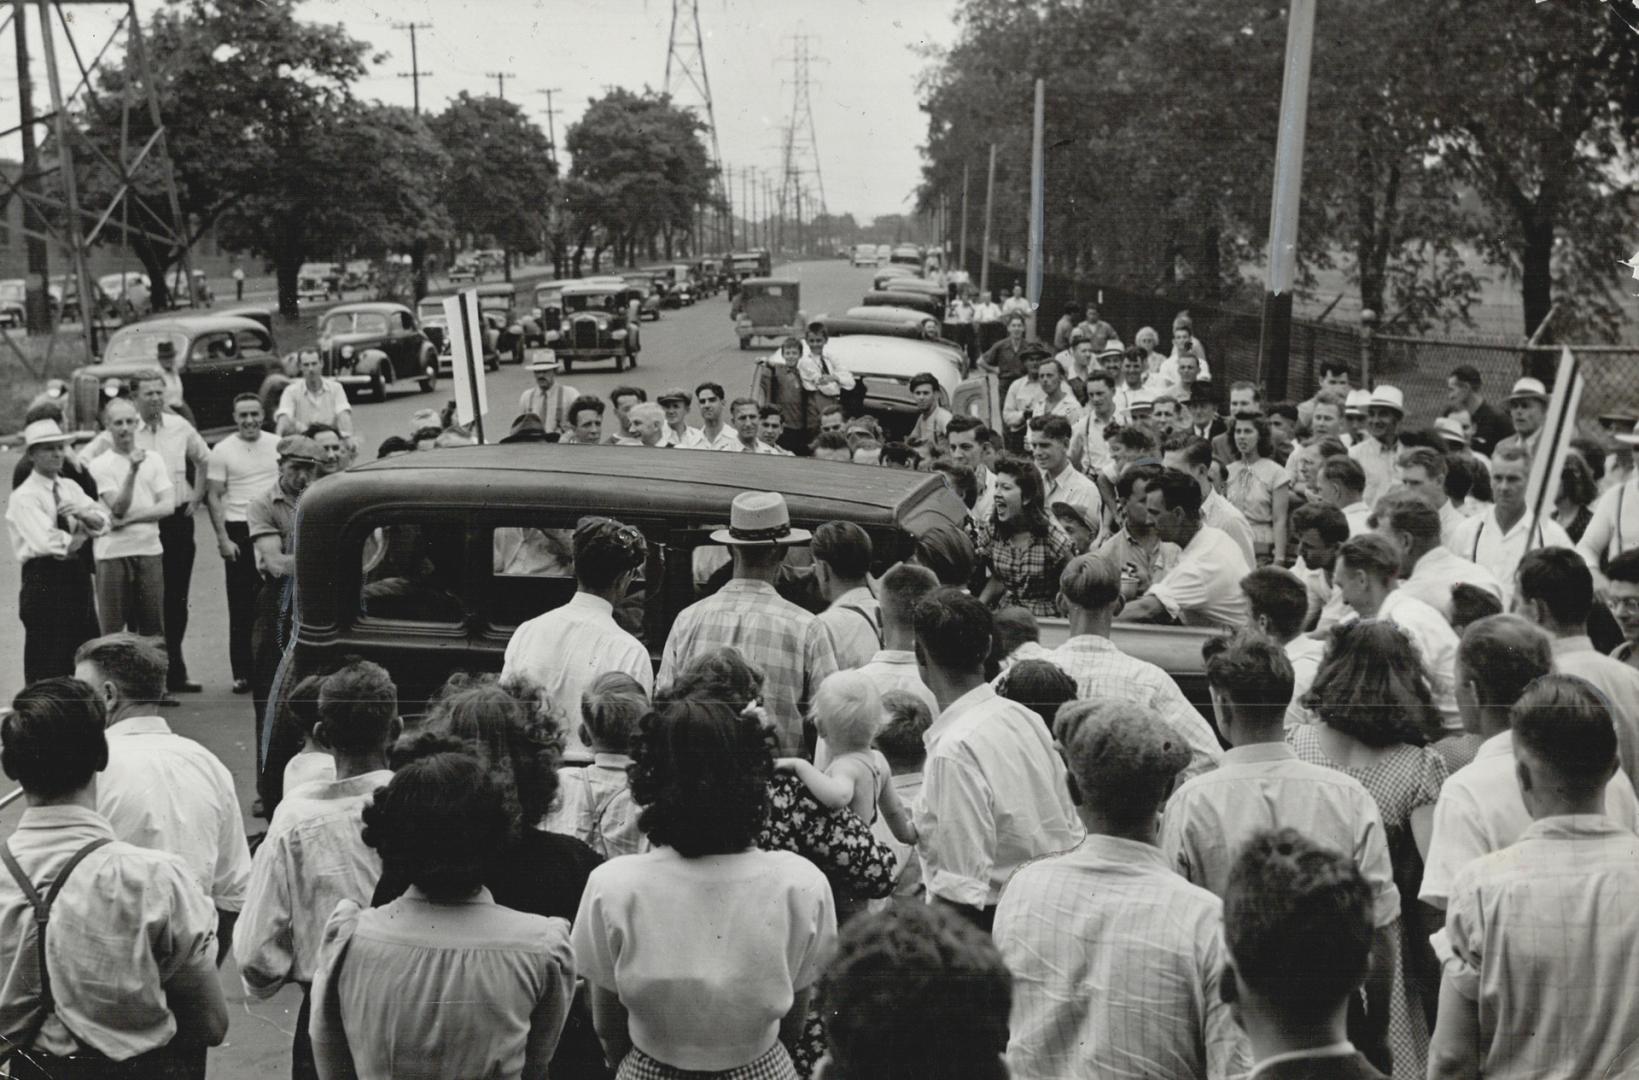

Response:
(543, 281), (641, 372)
(66, 312), (288, 439)
(317, 302), (438, 401)
(418, 296), (502, 374)
(621, 276), (664, 321)
(475, 283), (537, 364)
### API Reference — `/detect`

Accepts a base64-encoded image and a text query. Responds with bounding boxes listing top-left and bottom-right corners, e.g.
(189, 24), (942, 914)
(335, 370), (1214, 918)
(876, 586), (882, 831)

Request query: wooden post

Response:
(1256, 0), (1317, 401)
(979, 143), (997, 298)
(1026, 79), (1045, 328)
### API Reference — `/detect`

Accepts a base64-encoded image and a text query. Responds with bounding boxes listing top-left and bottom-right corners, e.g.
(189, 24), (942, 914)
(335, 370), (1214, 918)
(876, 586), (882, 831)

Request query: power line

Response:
(390, 22), (433, 116)
(537, 87), (563, 166)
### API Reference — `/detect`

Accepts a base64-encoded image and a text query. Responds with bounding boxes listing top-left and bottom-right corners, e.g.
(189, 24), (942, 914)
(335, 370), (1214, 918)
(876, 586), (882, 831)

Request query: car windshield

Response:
(478, 296), (512, 312)
(417, 302), (445, 321)
(0, 281), (23, 302)
(322, 312), (390, 336)
(564, 291), (621, 313)
(102, 328), (189, 365)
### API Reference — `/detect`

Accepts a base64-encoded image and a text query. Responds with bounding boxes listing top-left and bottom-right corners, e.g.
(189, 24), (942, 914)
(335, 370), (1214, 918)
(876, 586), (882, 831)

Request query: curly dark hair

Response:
(990, 454), (1053, 539)
(422, 673), (562, 825)
(361, 751), (517, 901)
(665, 646), (766, 713)
(627, 696), (773, 857)
(1305, 620), (1443, 747)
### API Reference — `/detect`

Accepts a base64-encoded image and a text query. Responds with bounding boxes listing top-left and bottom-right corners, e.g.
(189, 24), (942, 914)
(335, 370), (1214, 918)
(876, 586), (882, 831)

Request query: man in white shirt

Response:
(502, 517), (653, 761)
(1421, 615), (1639, 912)
(1336, 533), (1461, 725)
(914, 587), (1082, 930)
(1003, 354), (1081, 433)
(1069, 370), (1119, 476)
(1161, 437), (1258, 569)
(1515, 547), (1639, 785)
(1118, 468), (1252, 629)
(947, 416), (997, 524)
(87, 397), (174, 639)
(1492, 376), (1547, 460)
(74, 633), (252, 959)
(1285, 391), (1347, 493)
(1370, 494), (1501, 623)
(1347, 384), (1404, 509)
(1317, 455), (1371, 536)
(811, 521), (882, 670)
(1450, 447), (1573, 608)
(1029, 415), (1101, 536)
(276, 351), (353, 438)
(796, 322), (857, 402)
(729, 397), (779, 454)
(1000, 284), (1032, 317)
(691, 380), (739, 451)
(516, 350), (579, 435)
(655, 387), (701, 448)
(1291, 502), (1351, 633)
(1111, 349), (1151, 426)
(1052, 553), (1223, 778)
(757, 405), (796, 455)
(1394, 445), (1467, 547)
(996, 700), (1248, 1080)
(1241, 566), (1328, 729)
(1428, 674), (1639, 1080)
(613, 402), (667, 447)
(205, 393), (280, 694)
(85, 372), (212, 692)
(972, 289), (1003, 324)
(856, 563), (939, 716)
(908, 372), (952, 448)
(1297, 360), (1353, 428)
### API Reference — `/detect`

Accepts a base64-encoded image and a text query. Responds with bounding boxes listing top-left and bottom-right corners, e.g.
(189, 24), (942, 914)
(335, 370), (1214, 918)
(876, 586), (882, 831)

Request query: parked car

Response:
(340, 261), (374, 293)
(419, 295), (501, 374)
(621, 276), (664, 321)
(316, 301), (438, 400)
(872, 266), (922, 292)
(850, 244), (881, 268)
(0, 278), (61, 327)
(861, 289), (945, 321)
(646, 264), (696, 308)
(269, 448), (1219, 777)
(695, 258), (723, 296)
(65, 313), (287, 440)
(733, 277), (800, 350)
(296, 262), (340, 304)
(542, 281), (640, 372)
(163, 269), (215, 309)
(730, 250), (771, 278)
(448, 256), (481, 284)
(889, 244), (923, 271)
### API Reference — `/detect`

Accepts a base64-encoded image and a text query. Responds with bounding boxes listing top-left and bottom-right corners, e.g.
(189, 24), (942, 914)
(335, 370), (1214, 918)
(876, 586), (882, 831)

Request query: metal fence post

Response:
(1359, 308), (1377, 389)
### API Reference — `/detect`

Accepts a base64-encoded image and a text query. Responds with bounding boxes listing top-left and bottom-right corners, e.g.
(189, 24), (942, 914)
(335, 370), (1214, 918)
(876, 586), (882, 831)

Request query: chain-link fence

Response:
(963, 254), (1639, 430)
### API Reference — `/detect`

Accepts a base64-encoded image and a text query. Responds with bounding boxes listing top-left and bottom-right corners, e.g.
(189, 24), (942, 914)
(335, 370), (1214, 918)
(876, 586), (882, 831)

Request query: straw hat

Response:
(1505, 377), (1548, 405)
(526, 348), (560, 372)
(1365, 385), (1405, 415)
(22, 418), (75, 448)
(709, 491), (812, 546)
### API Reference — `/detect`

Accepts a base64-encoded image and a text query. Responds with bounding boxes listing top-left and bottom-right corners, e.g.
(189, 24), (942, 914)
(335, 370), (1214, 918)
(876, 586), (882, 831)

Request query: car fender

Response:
(354, 348), (389, 375)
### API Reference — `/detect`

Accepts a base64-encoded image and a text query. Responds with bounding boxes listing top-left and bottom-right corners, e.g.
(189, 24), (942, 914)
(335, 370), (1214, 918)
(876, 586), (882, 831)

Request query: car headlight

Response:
(101, 377), (123, 398)
(340, 344), (354, 360)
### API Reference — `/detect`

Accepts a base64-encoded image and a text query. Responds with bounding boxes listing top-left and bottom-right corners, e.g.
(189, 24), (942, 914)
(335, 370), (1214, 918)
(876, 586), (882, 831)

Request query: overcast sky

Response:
(70, 0), (957, 222)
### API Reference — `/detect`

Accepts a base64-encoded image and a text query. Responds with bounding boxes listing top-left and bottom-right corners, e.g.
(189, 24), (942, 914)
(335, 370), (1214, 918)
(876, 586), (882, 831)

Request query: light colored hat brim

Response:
(1506, 392), (1547, 405)
(1616, 433), (1639, 446)
(25, 433), (76, 448)
(709, 525), (813, 546)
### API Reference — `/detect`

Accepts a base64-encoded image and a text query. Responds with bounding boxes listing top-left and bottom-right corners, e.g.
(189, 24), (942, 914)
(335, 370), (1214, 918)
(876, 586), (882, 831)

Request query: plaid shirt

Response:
(658, 578), (839, 753)
(979, 521), (1076, 617)
(1047, 636), (1223, 782)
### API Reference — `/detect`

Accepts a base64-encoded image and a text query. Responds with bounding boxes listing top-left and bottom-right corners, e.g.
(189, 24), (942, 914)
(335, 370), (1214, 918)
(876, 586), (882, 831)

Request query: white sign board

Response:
(444, 290), (489, 440)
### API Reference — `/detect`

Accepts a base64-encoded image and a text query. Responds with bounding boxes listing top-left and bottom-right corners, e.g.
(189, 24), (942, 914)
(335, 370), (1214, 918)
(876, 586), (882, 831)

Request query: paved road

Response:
(0, 256), (869, 1078)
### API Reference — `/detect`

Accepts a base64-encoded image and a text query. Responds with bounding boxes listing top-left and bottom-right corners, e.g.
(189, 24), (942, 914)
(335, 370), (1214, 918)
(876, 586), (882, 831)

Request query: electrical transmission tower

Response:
(664, 0), (729, 253)
(777, 34), (827, 257)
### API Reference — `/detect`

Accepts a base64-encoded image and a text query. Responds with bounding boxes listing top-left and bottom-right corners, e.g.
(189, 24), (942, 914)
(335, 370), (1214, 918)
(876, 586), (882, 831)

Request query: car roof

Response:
(322, 302), (409, 315)
(821, 335), (966, 391)
(560, 280), (626, 295)
(111, 313), (272, 336)
(475, 283), (516, 295)
(741, 277), (798, 288)
(819, 312), (938, 341)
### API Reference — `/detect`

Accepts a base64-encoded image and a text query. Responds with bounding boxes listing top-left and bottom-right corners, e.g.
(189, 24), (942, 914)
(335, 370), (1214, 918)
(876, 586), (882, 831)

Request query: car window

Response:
(102, 328), (188, 365)
(360, 522), (467, 626)
(189, 332), (239, 363)
(236, 329), (273, 354)
(486, 524), (651, 642)
(399, 312), (416, 331)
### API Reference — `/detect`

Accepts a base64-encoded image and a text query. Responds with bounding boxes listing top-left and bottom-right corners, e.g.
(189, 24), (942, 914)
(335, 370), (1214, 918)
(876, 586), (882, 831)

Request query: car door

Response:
(950, 372), (999, 429)
(182, 331), (248, 430)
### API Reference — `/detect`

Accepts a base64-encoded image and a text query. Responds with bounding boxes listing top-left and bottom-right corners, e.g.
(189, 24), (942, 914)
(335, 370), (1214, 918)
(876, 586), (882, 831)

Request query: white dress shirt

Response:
(6, 470), (101, 561)
(1451, 509), (1574, 608)
(1365, 589), (1461, 726)
(691, 425), (741, 452)
(1348, 434), (1397, 509)
(1398, 546), (1503, 623)
(996, 835), (1250, 1080)
(917, 684), (1083, 909)
(517, 382), (581, 432)
(1069, 409), (1117, 476)
(856, 650), (939, 716)
(97, 715), (252, 913)
(83, 412), (209, 513)
(1549, 635), (1639, 786)
(1147, 524), (1252, 629)
(1040, 464), (1102, 534)
(1200, 491), (1257, 569)
(87, 450), (173, 560)
(1577, 475), (1639, 582)
(501, 592), (654, 761)
(1341, 500), (1371, 537)
(1419, 730), (1639, 908)
(816, 586), (882, 671)
(1047, 635), (1222, 780)
(1284, 635), (1328, 730)
(276, 377), (351, 430)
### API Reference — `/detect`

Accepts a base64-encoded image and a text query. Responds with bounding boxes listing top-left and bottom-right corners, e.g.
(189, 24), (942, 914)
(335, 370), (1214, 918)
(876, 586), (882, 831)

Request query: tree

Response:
(72, 0), (377, 311)
(428, 93), (557, 281)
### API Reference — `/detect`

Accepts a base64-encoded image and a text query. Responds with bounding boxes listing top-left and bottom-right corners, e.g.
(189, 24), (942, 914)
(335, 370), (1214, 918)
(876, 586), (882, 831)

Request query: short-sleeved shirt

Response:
(0, 805), (217, 1060)
(981, 522), (1077, 617)
(206, 432), (280, 523)
(1225, 457), (1289, 543)
(1550, 636), (1639, 786)
(1098, 529), (1181, 597)
(1146, 524), (1252, 629)
(1201, 492), (1258, 569)
(245, 482), (297, 552)
(570, 847), (836, 1072)
(83, 412), (209, 510)
(275, 378), (351, 430)
(1041, 465), (1102, 537)
(1159, 741), (1400, 925)
(911, 406), (952, 446)
(996, 836), (1250, 1080)
(88, 450), (173, 560)
(1439, 816), (1639, 1080)
(1366, 590), (1461, 725)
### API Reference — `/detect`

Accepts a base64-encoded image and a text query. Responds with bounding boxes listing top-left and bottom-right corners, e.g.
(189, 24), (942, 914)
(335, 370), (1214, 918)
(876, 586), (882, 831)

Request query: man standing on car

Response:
(85, 372), (211, 695)
(797, 322), (858, 407)
(276, 351), (353, 439)
(517, 350), (579, 436)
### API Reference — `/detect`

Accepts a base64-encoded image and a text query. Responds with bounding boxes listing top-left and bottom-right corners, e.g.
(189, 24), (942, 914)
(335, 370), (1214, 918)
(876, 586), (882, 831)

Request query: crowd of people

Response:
(6, 294), (1639, 1080)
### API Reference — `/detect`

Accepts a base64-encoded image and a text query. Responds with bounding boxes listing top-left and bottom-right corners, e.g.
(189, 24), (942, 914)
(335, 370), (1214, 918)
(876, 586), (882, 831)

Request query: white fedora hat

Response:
(710, 491), (812, 547)
(1616, 420), (1639, 448)
(22, 419), (75, 448)
(1433, 416), (1468, 445)
(1366, 385), (1405, 414)
(1505, 377), (1548, 404)
(526, 348), (560, 372)
(1344, 388), (1372, 416)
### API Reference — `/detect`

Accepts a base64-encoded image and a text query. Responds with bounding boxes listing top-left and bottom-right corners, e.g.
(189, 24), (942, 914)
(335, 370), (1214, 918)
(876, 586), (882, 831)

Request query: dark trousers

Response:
(223, 522), (259, 681)
(23, 1040), (204, 1080)
(235, 279), (245, 301)
(20, 557), (98, 684)
(159, 512), (197, 685)
(292, 985), (317, 1080)
(251, 576), (289, 769)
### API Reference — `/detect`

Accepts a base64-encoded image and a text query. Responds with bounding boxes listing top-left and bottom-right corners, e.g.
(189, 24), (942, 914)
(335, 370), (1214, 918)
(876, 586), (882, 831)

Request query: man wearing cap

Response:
(1452, 446), (1574, 608)
(517, 350), (579, 435)
(154, 340), (186, 410)
(1446, 364), (1512, 455)
(658, 492), (840, 754)
(1495, 377), (1548, 459)
(87, 397), (174, 641)
(82, 371), (212, 693)
(1184, 378), (1226, 442)
(1347, 385), (1404, 509)
(503, 516), (654, 762)
(1579, 420), (1639, 584)
(206, 394), (280, 695)
(657, 387), (703, 448)
(6, 419), (108, 681)
(275, 351), (352, 439)
(245, 435), (322, 748)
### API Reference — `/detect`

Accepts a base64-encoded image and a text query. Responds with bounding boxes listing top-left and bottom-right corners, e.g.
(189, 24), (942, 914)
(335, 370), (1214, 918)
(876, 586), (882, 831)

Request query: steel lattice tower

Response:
(665, 0), (727, 250)
(777, 34), (827, 254)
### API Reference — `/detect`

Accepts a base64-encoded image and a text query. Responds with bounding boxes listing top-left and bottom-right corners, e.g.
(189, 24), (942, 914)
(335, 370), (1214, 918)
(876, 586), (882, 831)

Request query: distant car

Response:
(67, 313), (287, 439)
(530, 282), (565, 344)
(622, 277), (664, 321)
(888, 245), (924, 271)
(98, 271), (152, 320)
(0, 278), (60, 327)
(419, 295), (502, 374)
(341, 260), (374, 293)
(163, 269), (215, 310)
(448, 257), (481, 285)
(475, 283), (534, 365)
(297, 262), (339, 303)
(543, 281), (640, 372)
(850, 244), (881, 268)
(317, 302), (439, 401)
(875, 243), (892, 261)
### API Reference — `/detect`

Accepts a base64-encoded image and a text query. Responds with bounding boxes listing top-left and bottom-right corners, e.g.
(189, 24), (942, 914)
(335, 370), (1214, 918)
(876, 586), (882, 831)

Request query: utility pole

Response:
(959, 161), (970, 274)
(537, 87), (562, 165)
(724, 163), (734, 251)
(1257, 0), (1317, 400)
(486, 71), (511, 100)
(14, 2), (49, 334)
(1026, 79), (1045, 327)
(393, 22), (433, 115)
(979, 143), (997, 297)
